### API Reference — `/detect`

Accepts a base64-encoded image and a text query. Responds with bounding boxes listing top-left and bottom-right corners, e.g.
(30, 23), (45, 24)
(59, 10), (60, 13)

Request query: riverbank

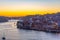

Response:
(17, 12), (60, 33)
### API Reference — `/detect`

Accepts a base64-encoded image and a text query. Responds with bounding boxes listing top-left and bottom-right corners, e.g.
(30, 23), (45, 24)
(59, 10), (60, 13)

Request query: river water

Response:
(0, 21), (60, 40)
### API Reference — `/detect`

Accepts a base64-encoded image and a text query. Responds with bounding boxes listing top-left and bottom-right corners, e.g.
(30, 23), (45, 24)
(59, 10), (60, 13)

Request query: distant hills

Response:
(0, 12), (60, 23)
(0, 16), (8, 23)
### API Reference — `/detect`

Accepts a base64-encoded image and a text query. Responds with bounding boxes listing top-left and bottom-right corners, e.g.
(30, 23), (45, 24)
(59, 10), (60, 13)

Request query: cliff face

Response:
(0, 16), (8, 23)
(17, 12), (60, 33)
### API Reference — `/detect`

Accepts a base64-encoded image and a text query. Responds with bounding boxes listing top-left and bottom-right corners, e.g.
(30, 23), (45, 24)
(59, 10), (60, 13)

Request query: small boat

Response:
(2, 37), (6, 40)
(2, 31), (6, 40)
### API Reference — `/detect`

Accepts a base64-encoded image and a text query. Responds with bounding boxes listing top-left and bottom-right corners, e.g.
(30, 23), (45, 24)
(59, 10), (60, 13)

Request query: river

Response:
(0, 20), (60, 40)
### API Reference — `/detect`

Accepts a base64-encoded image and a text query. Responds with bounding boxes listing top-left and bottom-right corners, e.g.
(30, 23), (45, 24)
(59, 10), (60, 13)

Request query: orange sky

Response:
(0, 0), (60, 17)
(0, 10), (59, 17)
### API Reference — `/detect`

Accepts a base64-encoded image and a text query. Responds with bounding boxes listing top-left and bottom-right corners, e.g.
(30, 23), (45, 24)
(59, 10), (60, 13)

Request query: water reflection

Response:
(0, 21), (60, 40)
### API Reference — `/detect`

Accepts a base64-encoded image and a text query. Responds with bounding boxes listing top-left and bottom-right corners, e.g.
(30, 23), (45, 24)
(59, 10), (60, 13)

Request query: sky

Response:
(0, 0), (60, 17)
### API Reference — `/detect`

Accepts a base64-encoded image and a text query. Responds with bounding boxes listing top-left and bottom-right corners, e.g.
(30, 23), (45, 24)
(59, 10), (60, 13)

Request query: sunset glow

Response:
(0, 0), (60, 17)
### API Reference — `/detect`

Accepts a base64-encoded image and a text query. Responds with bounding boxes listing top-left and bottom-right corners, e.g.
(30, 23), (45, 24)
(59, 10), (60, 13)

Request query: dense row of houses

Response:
(17, 12), (60, 33)
(0, 16), (8, 22)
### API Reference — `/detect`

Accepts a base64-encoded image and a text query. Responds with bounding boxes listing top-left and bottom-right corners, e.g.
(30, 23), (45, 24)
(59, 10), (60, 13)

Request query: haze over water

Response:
(0, 20), (60, 40)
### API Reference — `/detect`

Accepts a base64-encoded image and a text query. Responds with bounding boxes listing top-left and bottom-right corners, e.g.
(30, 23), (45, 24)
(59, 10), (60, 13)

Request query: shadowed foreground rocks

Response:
(17, 12), (60, 33)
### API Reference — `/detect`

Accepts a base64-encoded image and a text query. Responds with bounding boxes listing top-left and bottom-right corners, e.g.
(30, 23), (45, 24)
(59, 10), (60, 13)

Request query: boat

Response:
(2, 37), (6, 40)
